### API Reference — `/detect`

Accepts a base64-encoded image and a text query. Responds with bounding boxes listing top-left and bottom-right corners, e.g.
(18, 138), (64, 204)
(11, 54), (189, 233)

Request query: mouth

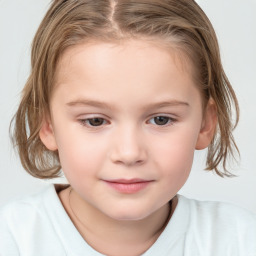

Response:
(102, 179), (154, 194)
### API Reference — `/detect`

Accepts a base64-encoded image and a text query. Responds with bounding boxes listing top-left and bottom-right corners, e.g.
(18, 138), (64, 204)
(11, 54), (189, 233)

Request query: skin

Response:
(40, 40), (217, 256)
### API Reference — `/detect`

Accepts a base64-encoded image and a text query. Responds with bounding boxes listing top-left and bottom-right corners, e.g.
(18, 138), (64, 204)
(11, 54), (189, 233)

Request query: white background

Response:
(0, 0), (256, 213)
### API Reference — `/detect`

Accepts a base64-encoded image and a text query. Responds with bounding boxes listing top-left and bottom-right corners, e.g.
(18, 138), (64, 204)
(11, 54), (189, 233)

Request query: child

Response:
(1, 0), (256, 255)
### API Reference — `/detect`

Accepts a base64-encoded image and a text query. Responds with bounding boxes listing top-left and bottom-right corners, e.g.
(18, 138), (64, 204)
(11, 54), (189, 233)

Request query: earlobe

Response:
(39, 117), (58, 151)
(195, 99), (217, 150)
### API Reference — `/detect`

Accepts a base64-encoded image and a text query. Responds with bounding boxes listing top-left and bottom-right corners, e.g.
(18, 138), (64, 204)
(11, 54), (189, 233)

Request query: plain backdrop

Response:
(0, 0), (256, 213)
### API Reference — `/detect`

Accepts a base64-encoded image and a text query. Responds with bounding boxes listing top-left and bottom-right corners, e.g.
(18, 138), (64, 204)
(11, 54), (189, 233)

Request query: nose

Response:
(109, 126), (147, 166)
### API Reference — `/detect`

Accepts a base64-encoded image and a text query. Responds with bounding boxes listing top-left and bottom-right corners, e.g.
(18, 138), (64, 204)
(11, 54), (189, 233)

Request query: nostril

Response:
(112, 157), (146, 166)
(110, 148), (147, 166)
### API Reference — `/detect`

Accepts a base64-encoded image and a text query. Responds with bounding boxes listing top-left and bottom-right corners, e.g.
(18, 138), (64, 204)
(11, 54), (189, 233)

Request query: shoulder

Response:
(0, 184), (65, 254)
(0, 184), (55, 221)
(177, 195), (256, 254)
(0, 184), (71, 230)
(0, 184), (68, 218)
(179, 195), (256, 227)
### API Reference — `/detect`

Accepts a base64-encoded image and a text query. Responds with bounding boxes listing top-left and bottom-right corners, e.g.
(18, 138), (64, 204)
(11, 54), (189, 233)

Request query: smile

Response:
(103, 179), (153, 194)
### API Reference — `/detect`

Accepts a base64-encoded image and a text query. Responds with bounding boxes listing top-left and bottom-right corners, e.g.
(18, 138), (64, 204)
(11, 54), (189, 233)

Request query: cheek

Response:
(151, 127), (199, 180)
(155, 145), (194, 198)
(54, 127), (107, 180)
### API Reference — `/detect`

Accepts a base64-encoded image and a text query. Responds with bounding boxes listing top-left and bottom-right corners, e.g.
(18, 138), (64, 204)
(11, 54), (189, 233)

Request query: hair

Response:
(11, 0), (239, 179)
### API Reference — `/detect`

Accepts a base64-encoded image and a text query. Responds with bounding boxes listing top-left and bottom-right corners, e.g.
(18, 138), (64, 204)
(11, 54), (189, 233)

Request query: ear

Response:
(39, 116), (58, 151)
(195, 98), (217, 150)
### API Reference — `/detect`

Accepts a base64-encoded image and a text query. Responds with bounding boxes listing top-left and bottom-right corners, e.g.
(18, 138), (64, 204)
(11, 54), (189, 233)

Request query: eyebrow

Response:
(66, 99), (189, 110)
(66, 99), (115, 110)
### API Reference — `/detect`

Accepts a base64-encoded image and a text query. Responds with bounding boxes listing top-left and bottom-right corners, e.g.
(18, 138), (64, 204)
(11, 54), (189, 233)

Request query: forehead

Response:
(51, 39), (201, 110)
(55, 39), (195, 86)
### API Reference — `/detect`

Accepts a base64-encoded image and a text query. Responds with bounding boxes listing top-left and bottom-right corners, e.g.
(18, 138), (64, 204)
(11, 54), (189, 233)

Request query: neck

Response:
(59, 187), (176, 256)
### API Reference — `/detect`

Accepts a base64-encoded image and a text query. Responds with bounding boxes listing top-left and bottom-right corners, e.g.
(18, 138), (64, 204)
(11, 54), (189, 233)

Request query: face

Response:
(41, 40), (215, 221)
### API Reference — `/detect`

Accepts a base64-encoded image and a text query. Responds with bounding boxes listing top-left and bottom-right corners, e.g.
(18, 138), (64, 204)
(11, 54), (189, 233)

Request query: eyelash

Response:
(78, 117), (108, 127)
(78, 115), (177, 128)
(147, 116), (176, 126)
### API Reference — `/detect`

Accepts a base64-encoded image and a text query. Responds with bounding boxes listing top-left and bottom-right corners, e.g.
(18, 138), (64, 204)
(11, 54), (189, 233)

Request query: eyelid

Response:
(78, 115), (110, 128)
(76, 113), (178, 128)
(146, 114), (178, 126)
(147, 113), (178, 120)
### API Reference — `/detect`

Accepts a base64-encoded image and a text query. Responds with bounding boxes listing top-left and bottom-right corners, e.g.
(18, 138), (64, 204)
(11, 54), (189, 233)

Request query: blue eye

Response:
(149, 116), (174, 126)
(80, 118), (107, 127)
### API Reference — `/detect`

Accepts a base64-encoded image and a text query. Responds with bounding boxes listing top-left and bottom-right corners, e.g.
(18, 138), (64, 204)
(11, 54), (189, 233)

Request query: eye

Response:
(148, 116), (175, 126)
(79, 118), (107, 127)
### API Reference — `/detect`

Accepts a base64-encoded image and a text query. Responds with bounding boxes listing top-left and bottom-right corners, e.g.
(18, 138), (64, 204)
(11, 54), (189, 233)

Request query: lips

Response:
(103, 179), (153, 194)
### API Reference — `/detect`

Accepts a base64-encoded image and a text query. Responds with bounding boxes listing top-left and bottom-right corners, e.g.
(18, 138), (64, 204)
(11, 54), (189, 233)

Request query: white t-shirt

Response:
(0, 184), (256, 256)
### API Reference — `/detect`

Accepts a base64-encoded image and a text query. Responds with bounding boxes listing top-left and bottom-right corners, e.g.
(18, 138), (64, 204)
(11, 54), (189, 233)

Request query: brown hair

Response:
(11, 0), (239, 179)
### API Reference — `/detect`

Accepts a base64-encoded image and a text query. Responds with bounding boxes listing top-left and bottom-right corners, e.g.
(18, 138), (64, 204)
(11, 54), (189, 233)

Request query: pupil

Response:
(89, 118), (104, 126)
(154, 116), (169, 125)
